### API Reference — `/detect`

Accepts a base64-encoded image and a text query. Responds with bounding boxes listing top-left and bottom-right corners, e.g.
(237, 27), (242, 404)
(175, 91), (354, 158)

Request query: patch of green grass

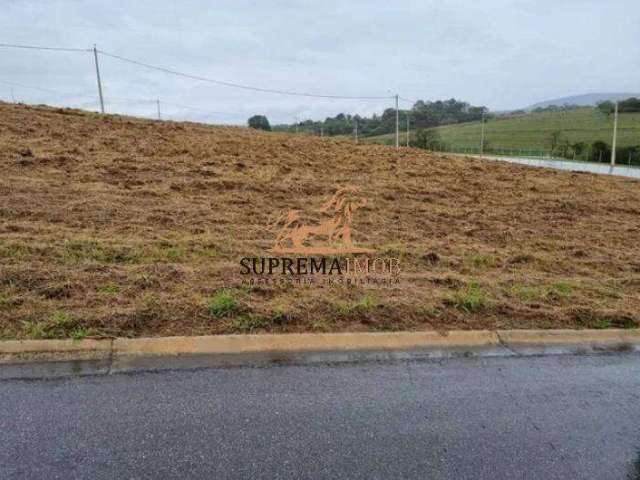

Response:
(165, 247), (185, 261)
(208, 290), (238, 317)
(355, 294), (377, 310)
(51, 311), (68, 321)
(592, 319), (613, 329)
(21, 311), (76, 339)
(452, 282), (488, 313)
(21, 320), (47, 339)
(334, 294), (377, 315)
(510, 282), (574, 303)
(550, 282), (572, 298)
(0, 293), (9, 308)
(0, 243), (33, 260)
(71, 327), (89, 341)
(97, 283), (120, 294)
(61, 239), (140, 264)
(511, 285), (546, 302)
(231, 314), (266, 332)
(467, 254), (496, 269)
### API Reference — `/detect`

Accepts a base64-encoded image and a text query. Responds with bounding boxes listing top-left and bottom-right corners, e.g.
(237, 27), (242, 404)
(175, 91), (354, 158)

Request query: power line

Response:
(0, 42), (395, 99)
(0, 79), (95, 100)
(0, 78), (242, 121)
(0, 78), (238, 115)
(160, 100), (243, 117)
(97, 49), (394, 100)
(0, 42), (91, 52)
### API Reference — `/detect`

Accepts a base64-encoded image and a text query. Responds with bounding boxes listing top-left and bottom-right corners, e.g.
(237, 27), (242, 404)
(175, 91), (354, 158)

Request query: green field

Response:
(366, 107), (640, 154)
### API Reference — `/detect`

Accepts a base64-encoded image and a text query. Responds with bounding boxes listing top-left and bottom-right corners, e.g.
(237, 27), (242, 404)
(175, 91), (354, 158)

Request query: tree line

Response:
(597, 97), (640, 115)
(248, 98), (488, 137)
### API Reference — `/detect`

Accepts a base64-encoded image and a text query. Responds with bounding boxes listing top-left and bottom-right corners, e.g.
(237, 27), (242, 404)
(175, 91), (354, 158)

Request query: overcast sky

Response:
(1, 0), (638, 124)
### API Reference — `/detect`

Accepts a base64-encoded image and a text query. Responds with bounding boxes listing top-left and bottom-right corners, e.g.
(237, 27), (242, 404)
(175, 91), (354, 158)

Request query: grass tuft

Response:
(208, 290), (238, 317)
(467, 254), (496, 269)
(453, 282), (488, 313)
(232, 314), (266, 332)
(21, 311), (77, 339)
(97, 283), (120, 294)
(334, 294), (377, 316)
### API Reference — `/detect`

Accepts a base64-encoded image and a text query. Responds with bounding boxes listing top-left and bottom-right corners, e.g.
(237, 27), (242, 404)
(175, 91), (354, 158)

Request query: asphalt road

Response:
(1, 353), (640, 479)
(478, 154), (640, 179)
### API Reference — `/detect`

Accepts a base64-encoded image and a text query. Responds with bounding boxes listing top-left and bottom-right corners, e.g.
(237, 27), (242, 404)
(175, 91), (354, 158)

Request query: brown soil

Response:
(1, 102), (639, 339)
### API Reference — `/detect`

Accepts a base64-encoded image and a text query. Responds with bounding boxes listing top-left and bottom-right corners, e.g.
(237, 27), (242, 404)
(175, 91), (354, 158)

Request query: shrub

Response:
(248, 115), (271, 131)
(414, 129), (442, 150)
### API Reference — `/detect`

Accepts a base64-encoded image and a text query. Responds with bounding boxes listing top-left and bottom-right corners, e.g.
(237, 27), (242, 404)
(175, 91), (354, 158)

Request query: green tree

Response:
(414, 129), (442, 150)
(591, 141), (610, 163)
(596, 101), (614, 115)
(548, 130), (564, 154)
(619, 97), (640, 113)
(248, 115), (271, 131)
(571, 142), (587, 156)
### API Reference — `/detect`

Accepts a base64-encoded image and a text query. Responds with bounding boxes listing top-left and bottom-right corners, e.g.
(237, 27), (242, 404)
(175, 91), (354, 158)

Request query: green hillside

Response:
(366, 107), (640, 154)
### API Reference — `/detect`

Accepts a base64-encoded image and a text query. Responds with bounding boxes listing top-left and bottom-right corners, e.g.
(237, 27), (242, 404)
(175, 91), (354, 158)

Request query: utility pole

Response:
(395, 94), (399, 149)
(93, 44), (105, 114)
(355, 119), (358, 143)
(156, 99), (161, 120)
(611, 101), (618, 166)
(480, 109), (486, 157)
(10, 87), (15, 103)
(406, 114), (409, 147)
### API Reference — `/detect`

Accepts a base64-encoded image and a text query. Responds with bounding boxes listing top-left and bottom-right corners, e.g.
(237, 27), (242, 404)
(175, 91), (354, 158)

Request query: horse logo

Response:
(269, 185), (374, 254)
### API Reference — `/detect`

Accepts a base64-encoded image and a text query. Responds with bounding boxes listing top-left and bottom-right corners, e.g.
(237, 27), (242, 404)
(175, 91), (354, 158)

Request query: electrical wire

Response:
(0, 42), (398, 100)
(0, 79), (95, 99)
(0, 42), (91, 52)
(0, 42), (418, 126)
(0, 78), (243, 121)
(159, 100), (242, 117)
(97, 49), (394, 100)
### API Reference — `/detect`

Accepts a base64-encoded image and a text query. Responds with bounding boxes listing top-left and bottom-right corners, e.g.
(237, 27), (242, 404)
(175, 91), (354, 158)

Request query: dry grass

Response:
(1, 102), (639, 339)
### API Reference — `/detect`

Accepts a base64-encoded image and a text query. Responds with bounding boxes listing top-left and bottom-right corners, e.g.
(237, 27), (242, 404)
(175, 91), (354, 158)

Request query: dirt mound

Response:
(1, 101), (639, 338)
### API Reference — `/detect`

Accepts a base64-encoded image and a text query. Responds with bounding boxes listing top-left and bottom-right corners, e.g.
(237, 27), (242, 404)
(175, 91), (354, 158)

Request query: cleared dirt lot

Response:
(1, 102), (639, 339)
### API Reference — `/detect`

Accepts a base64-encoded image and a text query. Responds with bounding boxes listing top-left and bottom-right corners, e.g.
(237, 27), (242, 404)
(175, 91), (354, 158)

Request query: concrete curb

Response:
(496, 329), (640, 355)
(1, 329), (639, 379)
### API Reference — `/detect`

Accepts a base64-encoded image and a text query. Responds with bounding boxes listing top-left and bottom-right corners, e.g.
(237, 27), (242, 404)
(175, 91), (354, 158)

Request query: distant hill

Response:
(527, 93), (639, 110)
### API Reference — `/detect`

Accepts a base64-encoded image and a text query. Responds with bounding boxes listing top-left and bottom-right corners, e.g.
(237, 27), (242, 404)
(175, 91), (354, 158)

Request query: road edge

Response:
(1, 329), (639, 379)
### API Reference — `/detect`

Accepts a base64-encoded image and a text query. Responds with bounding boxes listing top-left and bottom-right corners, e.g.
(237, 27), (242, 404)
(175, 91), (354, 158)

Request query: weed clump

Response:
(21, 311), (81, 339)
(208, 290), (238, 317)
(452, 282), (488, 313)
